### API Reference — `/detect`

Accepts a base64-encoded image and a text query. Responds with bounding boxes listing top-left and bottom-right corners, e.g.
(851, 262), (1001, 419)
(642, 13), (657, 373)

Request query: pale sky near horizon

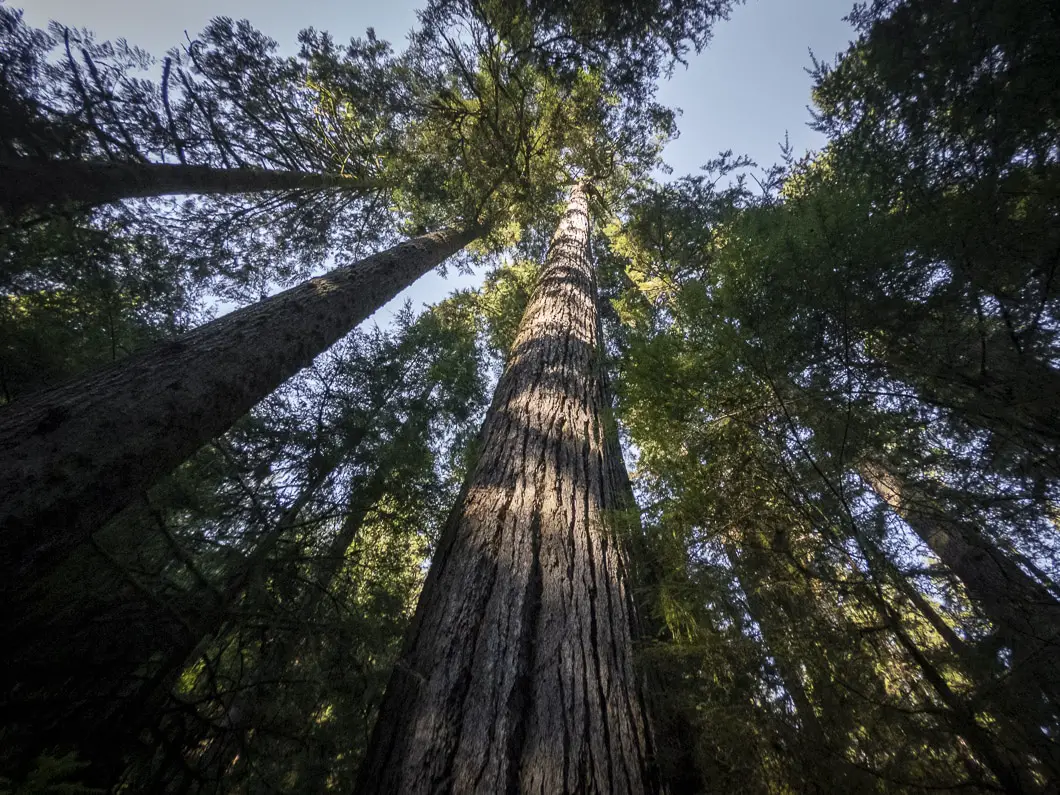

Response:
(16, 0), (858, 319)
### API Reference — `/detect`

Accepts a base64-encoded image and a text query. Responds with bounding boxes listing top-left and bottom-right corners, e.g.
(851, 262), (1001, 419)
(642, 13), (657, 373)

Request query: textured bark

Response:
(0, 226), (479, 599)
(861, 463), (1060, 661)
(357, 185), (653, 794)
(861, 461), (1060, 749)
(0, 158), (376, 216)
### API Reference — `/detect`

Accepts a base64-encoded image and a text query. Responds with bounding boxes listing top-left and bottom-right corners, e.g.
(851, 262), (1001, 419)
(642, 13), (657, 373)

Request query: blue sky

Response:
(19, 0), (858, 317)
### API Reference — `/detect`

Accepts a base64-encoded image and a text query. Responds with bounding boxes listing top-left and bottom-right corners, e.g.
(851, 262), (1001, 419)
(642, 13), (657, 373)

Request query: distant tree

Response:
(608, 118), (1060, 787)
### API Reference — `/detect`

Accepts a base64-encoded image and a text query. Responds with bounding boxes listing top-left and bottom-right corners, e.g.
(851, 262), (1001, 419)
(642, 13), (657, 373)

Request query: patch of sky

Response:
(21, 0), (860, 329)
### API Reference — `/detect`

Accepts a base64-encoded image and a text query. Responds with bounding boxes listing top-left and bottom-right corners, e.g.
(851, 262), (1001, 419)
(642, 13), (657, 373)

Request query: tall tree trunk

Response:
(860, 461), (1060, 696)
(356, 185), (654, 794)
(725, 546), (826, 743)
(0, 225), (479, 607)
(847, 510), (1060, 784)
(725, 539), (885, 791)
(0, 158), (377, 216)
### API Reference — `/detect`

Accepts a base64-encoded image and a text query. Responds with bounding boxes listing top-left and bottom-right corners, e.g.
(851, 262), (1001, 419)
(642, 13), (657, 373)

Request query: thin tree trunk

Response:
(356, 185), (654, 794)
(241, 461), (400, 792)
(0, 225), (480, 605)
(126, 413), (391, 788)
(207, 465), (391, 786)
(811, 515), (1030, 791)
(726, 549), (826, 743)
(895, 567), (970, 654)
(879, 598), (1031, 793)
(129, 461), (334, 686)
(0, 158), (377, 216)
(781, 486), (1039, 791)
(860, 461), (1060, 696)
(4, 389), (375, 736)
(848, 511), (1060, 783)
(861, 462), (1060, 783)
(724, 540), (886, 792)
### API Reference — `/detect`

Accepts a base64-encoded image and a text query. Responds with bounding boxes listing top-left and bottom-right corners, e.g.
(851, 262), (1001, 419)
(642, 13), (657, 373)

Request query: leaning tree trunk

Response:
(860, 462), (1060, 703)
(0, 158), (377, 217)
(0, 225), (480, 605)
(725, 545), (827, 745)
(356, 185), (655, 794)
(724, 538), (884, 791)
(3, 389), (378, 744)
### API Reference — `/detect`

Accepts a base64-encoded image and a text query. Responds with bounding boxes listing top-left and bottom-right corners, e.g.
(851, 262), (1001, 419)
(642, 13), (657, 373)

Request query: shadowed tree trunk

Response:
(860, 462), (1060, 688)
(724, 537), (884, 791)
(725, 545), (826, 742)
(356, 185), (655, 794)
(0, 158), (378, 217)
(0, 225), (480, 607)
(860, 460), (1060, 772)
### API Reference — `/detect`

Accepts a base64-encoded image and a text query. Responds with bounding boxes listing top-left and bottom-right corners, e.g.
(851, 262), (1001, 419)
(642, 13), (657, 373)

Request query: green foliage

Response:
(0, 300), (490, 790)
(606, 1), (1060, 788)
(0, 210), (197, 400)
(435, 0), (741, 104)
(0, 755), (102, 795)
(4, 0), (1060, 791)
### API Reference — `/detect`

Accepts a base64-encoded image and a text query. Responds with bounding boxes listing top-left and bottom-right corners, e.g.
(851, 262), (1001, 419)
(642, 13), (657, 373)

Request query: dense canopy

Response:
(1, 0), (1058, 792)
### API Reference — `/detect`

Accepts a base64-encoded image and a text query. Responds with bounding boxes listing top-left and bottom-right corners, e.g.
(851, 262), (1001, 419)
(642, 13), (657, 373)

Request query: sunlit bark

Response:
(357, 185), (654, 794)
